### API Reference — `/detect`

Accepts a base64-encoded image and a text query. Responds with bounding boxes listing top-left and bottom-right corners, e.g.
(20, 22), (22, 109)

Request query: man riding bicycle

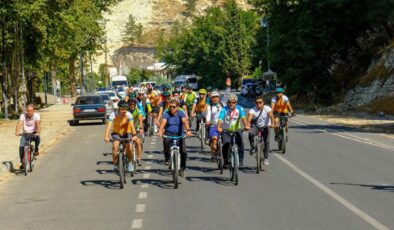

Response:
(192, 88), (209, 133)
(184, 85), (197, 125)
(15, 104), (41, 169)
(248, 96), (275, 166)
(217, 94), (250, 168)
(128, 99), (144, 166)
(206, 90), (222, 161)
(104, 100), (138, 172)
(146, 83), (161, 133)
(136, 88), (152, 135)
(271, 87), (295, 141)
(158, 99), (192, 177)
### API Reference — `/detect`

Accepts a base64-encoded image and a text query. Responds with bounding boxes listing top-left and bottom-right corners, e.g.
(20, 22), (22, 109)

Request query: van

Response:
(174, 75), (198, 90)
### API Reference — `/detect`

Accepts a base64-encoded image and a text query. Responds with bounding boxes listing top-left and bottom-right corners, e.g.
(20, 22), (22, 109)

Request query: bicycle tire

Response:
(228, 147), (234, 181)
(200, 123), (204, 150)
(281, 129), (286, 154)
(173, 150), (179, 189)
(218, 139), (223, 174)
(23, 146), (29, 176)
(256, 142), (261, 174)
(118, 152), (125, 189)
(233, 146), (239, 185)
(30, 145), (35, 172)
(133, 145), (137, 174)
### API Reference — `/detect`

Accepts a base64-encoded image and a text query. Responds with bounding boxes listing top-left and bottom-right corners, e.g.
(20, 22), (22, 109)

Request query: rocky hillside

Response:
(93, 0), (249, 73)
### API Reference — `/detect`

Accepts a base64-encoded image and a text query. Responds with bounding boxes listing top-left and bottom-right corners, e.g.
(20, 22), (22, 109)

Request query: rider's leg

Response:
(180, 139), (187, 170)
(163, 138), (170, 163)
(125, 142), (132, 162)
(235, 131), (245, 164)
(248, 127), (257, 154)
(221, 132), (231, 165)
(196, 115), (201, 132)
(33, 135), (40, 154)
(136, 137), (142, 161)
(262, 127), (270, 159)
(211, 136), (218, 153)
(274, 117), (279, 140)
(112, 141), (120, 164)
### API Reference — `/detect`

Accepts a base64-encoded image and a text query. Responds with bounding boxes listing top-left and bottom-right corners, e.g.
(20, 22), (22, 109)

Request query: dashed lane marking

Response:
(135, 204), (146, 213)
(141, 184), (149, 189)
(145, 166), (152, 170)
(138, 192), (148, 199)
(148, 154), (153, 158)
(143, 173), (151, 179)
(131, 219), (143, 229)
(275, 154), (389, 230)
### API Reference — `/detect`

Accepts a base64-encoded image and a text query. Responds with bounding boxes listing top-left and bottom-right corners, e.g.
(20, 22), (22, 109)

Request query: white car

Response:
(116, 87), (126, 99)
(98, 90), (120, 108)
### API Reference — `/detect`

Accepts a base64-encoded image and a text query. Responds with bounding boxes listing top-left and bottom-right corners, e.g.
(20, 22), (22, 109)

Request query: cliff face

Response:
(93, 0), (249, 73)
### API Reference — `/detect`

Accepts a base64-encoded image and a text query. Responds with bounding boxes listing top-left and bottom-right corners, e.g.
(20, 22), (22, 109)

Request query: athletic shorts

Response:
(209, 125), (219, 139)
(111, 133), (132, 140)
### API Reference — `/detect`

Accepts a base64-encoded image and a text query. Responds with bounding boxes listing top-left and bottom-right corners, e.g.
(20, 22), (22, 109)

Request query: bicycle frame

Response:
(22, 134), (36, 175)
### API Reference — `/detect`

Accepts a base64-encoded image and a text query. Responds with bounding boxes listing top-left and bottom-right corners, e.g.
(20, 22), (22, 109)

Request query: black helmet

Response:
(118, 100), (128, 109)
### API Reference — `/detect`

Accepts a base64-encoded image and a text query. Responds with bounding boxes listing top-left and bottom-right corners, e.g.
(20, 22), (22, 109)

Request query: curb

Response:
(0, 123), (73, 179)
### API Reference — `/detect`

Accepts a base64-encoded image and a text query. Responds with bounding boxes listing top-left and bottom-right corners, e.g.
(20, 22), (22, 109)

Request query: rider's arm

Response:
(138, 114), (144, 132)
(15, 120), (23, 136)
(206, 105), (211, 124)
(159, 118), (167, 136)
(104, 121), (113, 142)
(240, 107), (250, 130)
(268, 110), (275, 127)
(146, 99), (152, 113)
(286, 101), (294, 114)
(35, 118), (41, 134)
(247, 111), (254, 124)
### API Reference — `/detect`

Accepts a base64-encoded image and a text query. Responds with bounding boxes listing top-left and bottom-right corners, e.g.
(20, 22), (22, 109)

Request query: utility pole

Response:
(89, 52), (95, 93)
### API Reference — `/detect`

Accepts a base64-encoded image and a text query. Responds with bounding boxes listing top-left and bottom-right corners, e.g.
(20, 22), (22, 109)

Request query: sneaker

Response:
(34, 151), (39, 156)
(127, 162), (134, 172)
(137, 160), (142, 166)
(263, 159), (269, 166)
(165, 160), (170, 165)
(178, 170), (185, 177)
(239, 162), (244, 168)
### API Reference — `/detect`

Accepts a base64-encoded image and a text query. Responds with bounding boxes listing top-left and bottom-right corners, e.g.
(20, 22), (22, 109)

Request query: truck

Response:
(110, 75), (128, 89)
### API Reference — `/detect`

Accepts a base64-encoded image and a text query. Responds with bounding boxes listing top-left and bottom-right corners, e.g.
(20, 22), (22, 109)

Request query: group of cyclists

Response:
(103, 77), (295, 178)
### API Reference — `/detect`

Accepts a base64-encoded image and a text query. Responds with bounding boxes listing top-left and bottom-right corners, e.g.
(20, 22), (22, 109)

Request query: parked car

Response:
(98, 90), (120, 108)
(98, 94), (114, 118)
(72, 95), (106, 125)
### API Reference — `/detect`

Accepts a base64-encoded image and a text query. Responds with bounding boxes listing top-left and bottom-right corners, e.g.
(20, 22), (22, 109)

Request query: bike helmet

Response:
(118, 100), (128, 109)
(146, 83), (153, 90)
(275, 87), (284, 93)
(163, 91), (171, 97)
(228, 94), (238, 102)
(199, 89), (207, 95)
(137, 88), (145, 94)
(211, 91), (220, 97)
(128, 99), (137, 105)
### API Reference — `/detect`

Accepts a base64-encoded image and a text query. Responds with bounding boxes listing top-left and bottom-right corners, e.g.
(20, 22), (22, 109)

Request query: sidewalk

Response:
(0, 104), (73, 178)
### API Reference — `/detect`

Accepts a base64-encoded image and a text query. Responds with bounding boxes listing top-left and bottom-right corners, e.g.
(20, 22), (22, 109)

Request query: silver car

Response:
(98, 93), (114, 117)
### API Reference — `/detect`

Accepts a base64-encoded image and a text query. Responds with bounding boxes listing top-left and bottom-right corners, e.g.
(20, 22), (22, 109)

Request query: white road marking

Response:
(138, 192), (147, 199)
(145, 166), (152, 170)
(141, 184), (149, 188)
(148, 154), (153, 158)
(275, 154), (389, 230)
(135, 204), (146, 213)
(131, 219), (143, 229)
(143, 173), (151, 179)
(292, 119), (394, 152)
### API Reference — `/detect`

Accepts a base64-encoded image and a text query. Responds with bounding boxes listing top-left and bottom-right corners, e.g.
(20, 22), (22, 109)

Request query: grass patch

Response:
(359, 62), (394, 87)
(358, 96), (394, 115)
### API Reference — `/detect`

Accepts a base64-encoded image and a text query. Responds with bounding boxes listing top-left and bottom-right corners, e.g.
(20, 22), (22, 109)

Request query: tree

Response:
(122, 14), (144, 47)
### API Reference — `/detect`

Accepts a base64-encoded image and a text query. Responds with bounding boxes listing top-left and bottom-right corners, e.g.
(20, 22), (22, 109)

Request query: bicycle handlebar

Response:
(162, 135), (187, 140)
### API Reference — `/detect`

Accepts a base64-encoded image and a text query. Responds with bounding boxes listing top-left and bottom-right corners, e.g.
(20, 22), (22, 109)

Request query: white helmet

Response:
(211, 91), (220, 97)
(137, 88), (145, 94)
(228, 94), (238, 102)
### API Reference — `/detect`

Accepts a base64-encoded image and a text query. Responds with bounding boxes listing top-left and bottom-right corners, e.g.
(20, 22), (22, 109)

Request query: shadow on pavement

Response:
(96, 169), (116, 175)
(68, 120), (105, 127)
(102, 153), (112, 157)
(141, 168), (172, 177)
(187, 165), (220, 175)
(131, 178), (174, 189)
(80, 180), (120, 190)
(330, 182), (394, 192)
(144, 151), (162, 155)
(186, 176), (235, 186)
(96, 161), (113, 165)
(188, 156), (212, 163)
(239, 166), (263, 174)
(143, 158), (165, 165)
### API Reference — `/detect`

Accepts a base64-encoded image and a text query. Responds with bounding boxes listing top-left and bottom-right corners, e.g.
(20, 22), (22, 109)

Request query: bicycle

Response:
(196, 113), (205, 150)
(224, 132), (240, 185)
(216, 134), (224, 174)
(163, 135), (185, 189)
(147, 115), (154, 137)
(277, 114), (289, 154)
(110, 137), (133, 189)
(253, 130), (264, 174)
(20, 133), (36, 176)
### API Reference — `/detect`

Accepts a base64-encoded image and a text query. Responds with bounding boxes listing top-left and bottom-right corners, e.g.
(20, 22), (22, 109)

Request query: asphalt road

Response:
(0, 108), (393, 229)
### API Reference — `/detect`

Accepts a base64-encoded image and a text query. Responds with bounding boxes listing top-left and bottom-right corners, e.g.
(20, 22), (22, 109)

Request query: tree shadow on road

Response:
(330, 182), (394, 192)
(239, 166), (263, 174)
(80, 180), (120, 190)
(131, 178), (174, 189)
(186, 176), (236, 186)
(188, 156), (212, 164)
(187, 165), (220, 175)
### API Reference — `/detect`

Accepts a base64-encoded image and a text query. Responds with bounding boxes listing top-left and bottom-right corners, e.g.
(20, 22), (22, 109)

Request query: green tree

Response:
(122, 14), (144, 47)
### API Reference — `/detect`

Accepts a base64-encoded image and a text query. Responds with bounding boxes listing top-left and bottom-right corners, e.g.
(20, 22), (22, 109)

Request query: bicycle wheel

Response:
(133, 144), (137, 174)
(256, 142), (261, 174)
(217, 139), (223, 174)
(281, 129), (286, 154)
(172, 150), (179, 189)
(278, 128), (283, 151)
(233, 146), (239, 185)
(23, 146), (29, 176)
(228, 148), (234, 181)
(118, 152), (125, 189)
(29, 145), (34, 172)
(200, 124), (204, 150)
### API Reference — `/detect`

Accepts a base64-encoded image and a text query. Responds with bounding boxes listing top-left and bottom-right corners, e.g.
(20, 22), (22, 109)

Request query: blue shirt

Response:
(163, 110), (186, 136)
(218, 105), (246, 131)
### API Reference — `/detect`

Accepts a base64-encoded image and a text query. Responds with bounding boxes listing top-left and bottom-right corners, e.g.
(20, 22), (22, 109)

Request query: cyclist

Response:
(128, 99), (144, 166)
(136, 88), (152, 135)
(104, 100), (138, 172)
(248, 96), (275, 166)
(217, 94), (250, 168)
(172, 90), (188, 112)
(271, 87), (295, 141)
(184, 85), (197, 119)
(192, 88), (208, 133)
(146, 83), (161, 133)
(158, 99), (192, 177)
(125, 87), (136, 102)
(157, 91), (172, 124)
(180, 85), (187, 101)
(206, 90), (222, 161)
(15, 104), (41, 169)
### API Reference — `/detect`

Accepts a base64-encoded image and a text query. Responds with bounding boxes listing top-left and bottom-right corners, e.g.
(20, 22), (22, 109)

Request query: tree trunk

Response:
(69, 57), (77, 98)
(20, 24), (26, 110)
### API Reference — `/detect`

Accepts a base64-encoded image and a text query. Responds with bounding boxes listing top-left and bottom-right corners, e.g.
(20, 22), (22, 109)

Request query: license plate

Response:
(83, 109), (96, 112)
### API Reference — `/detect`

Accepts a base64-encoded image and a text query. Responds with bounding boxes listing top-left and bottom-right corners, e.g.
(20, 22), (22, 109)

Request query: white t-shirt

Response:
(249, 105), (272, 128)
(206, 103), (222, 125)
(20, 113), (41, 134)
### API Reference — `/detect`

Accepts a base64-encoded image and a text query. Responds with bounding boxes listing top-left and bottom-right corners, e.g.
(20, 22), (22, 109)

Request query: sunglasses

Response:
(255, 101), (263, 104)
(170, 106), (177, 109)
(228, 101), (236, 104)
